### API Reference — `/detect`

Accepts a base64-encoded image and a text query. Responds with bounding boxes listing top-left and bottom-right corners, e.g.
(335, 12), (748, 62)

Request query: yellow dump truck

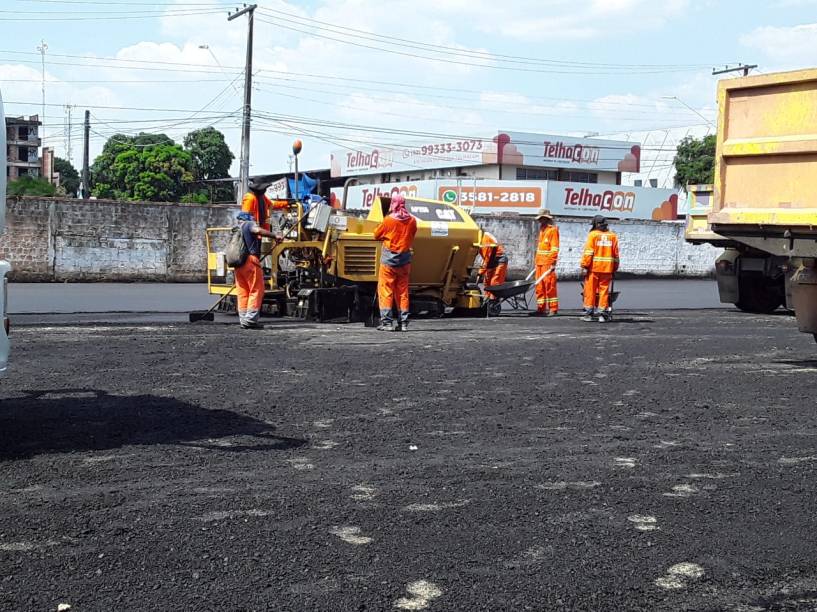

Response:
(206, 195), (485, 323)
(704, 67), (817, 337)
(685, 184), (788, 313)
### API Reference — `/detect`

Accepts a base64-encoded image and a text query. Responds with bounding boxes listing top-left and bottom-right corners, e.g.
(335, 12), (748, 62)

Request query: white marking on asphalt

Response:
(351, 485), (377, 501)
(537, 481), (600, 491)
(623, 390), (639, 396)
(312, 440), (338, 450)
(614, 457), (637, 468)
(287, 457), (315, 471)
(313, 419), (334, 429)
(394, 580), (443, 610)
(0, 542), (36, 552)
(654, 562), (705, 589)
(57, 604), (72, 612)
(627, 515), (659, 531)
(195, 509), (269, 522)
(686, 472), (737, 479)
(663, 484), (699, 498)
(330, 526), (372, 545)
(82, 455), (120, 464)
(778, 456), (817, 465)
(654, 440), (680, 449)
(403, 500), (471, 512)
(636, 411), (659, 419)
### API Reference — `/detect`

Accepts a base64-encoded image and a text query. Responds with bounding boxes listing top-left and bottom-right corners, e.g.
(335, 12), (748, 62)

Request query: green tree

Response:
(91, 133), (194, 201)
(183, 127), (234, 202)
(54, 157), (80, 197)
(7, 175), (57, 196)
(91, 132), (175, 199)
(674, 135), (716, 187)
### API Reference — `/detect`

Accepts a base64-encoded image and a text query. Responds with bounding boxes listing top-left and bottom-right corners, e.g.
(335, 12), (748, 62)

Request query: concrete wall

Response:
(0, 196), (719, 282)
(475, 214), (720, 279)
(0, 196), (236, 282)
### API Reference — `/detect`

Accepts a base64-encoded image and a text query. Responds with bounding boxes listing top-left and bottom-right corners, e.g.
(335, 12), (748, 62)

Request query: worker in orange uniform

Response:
(479, 231), (508, 301)
(242, 177), (288, 231)
(235, 212), (278, 329)
(531, 209), (560, 317)
(581, 215), (620, 323)
(374, 194), (418, 332)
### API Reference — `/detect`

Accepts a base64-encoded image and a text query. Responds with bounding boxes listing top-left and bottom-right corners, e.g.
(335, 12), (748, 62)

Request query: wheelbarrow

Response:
(484, 268), (553, 317)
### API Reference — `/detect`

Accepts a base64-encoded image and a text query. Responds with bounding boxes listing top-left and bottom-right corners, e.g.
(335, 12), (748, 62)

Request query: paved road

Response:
(8, 279), (725, 318)
(0, 310), (814, 610)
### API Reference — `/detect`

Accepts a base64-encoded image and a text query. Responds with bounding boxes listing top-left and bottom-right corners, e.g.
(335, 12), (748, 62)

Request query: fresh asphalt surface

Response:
(8, 280), (725, 323)
(3, 288), (817, 610)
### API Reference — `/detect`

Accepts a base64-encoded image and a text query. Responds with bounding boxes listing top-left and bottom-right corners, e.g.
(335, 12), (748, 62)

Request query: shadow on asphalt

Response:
(0, 389), (307, 460)
(773, 359), (817, 368)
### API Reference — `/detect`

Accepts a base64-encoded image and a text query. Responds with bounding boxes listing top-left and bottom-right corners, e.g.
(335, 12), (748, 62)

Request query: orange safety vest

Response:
(535, 225), (560, 266)
(374, 216), (418, 256)
(241, 192), (289, 231)
(581, 229), (620, 273)
(479, 232), (507, 274)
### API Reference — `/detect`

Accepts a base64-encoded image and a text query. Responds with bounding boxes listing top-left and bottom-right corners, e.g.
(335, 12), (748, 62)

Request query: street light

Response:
(661, 96), (714, 127)
(198, 44), (241, 93)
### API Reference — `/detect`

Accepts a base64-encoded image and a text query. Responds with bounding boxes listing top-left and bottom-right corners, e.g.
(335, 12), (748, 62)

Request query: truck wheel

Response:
(736, 275), (783, 314)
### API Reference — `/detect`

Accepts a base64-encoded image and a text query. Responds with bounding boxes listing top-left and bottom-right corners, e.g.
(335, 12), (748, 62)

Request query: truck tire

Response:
(736, 274), (783, 314)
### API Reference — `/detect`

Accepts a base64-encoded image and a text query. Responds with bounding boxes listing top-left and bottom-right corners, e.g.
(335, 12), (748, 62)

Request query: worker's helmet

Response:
(592, 215), (607, 229)
(248, 177), (273, 192)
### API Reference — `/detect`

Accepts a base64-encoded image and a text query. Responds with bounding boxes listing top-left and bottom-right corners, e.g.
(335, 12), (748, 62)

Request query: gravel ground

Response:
(1, 310), (816, 611)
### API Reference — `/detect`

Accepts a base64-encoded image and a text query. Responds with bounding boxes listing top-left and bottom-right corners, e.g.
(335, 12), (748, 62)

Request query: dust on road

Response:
(1, 310), (816, 611)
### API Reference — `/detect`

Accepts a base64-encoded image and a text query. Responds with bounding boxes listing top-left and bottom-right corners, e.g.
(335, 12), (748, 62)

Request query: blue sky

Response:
(1, 0), (815, 186)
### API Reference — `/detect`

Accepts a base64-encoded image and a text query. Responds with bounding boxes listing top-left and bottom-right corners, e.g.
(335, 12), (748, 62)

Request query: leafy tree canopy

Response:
(674, 135), (716, 187)
(7, 175), (57, 197)
(54, 157), (80, 197)
(91, 129), (234, 202)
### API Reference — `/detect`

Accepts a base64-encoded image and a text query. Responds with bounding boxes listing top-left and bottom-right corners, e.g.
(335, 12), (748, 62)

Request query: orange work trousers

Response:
(483, 263), (508, 299)
(378, 263), (411, 323)
(534, 264), (558, 313)
(583, 271), (613, 311)
(235, 255), (265, 319)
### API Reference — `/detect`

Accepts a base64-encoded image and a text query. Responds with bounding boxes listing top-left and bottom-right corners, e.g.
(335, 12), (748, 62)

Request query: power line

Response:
(255, 16), (708, 77)
(257, 8), (714, 72)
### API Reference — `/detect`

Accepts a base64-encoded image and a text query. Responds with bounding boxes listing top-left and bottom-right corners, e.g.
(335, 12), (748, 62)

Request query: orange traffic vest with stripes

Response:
(479, 232), (507, 273)
(581, 229), (620, 274)
(535, 225), (559, 266)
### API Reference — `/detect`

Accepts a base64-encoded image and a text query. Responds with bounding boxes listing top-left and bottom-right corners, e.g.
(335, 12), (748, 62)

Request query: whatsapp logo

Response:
(441, 189), (458, 203)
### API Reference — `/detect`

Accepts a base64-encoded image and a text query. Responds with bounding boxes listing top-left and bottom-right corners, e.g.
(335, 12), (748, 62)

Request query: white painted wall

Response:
(475, 215), (721, 279)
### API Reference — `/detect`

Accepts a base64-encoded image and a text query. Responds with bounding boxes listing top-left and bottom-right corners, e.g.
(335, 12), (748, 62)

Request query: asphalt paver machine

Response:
(205, 195), (486, 323)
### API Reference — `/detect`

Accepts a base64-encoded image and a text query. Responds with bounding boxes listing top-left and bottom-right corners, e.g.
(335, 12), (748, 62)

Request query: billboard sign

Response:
(331, 139), (498, 178)
(545, 181), (678, 220)
(331, 178), (677, 220)
(498, 131), (641, 173)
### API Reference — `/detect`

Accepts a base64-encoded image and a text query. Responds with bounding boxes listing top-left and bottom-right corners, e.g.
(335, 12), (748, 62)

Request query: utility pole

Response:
(36, 39), (47, 149)
(712, 63), (758, 77)
(227, 4), (257, 206)
(64, 104), (74, 164)
(81, 110), (90, 199)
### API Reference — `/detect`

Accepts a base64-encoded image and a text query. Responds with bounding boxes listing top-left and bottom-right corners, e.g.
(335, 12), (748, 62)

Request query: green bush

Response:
(7, 175), (56, 196)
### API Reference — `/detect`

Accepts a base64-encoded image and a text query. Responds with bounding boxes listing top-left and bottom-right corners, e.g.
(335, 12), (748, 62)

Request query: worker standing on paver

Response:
(235, 212), (277, 330)
(479, 231), (508, 302)
(374, 195), (418, 332)
(242, 177), (288, 231)
(581, 215), (620, 322)
(532, 209), (560, 317)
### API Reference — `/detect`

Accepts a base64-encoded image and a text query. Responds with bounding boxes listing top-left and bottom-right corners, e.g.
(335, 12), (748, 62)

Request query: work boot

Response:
(528, 310), (547, 317)
(581, 310), (595, 322)
(376, 321), (394, 331)
(599, 311), (612, 323)
(241, 320), (265, 330)
(398, 321), (409, 332)
(546, 311), (558, 317)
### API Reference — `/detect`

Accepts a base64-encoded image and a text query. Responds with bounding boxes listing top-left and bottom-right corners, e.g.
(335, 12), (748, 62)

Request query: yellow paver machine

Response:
(205, 195), (487, 324)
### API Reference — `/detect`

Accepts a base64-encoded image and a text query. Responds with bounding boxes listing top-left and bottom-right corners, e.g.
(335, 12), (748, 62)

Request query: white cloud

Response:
(740, 23), (817, 67)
